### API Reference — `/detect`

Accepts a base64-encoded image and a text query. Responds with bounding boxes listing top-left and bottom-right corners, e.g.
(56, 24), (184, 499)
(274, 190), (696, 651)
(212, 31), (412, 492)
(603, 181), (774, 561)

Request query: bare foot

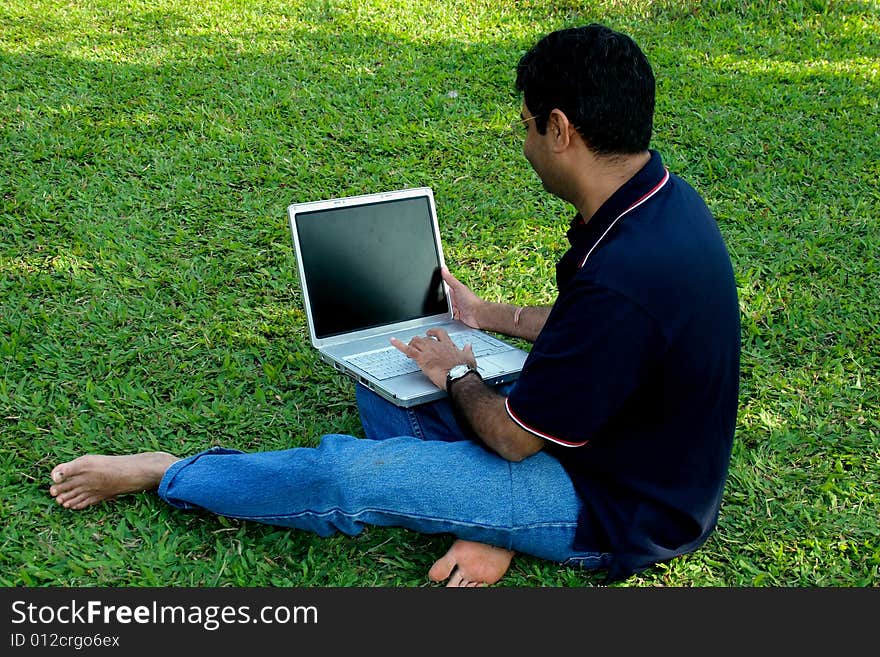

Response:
(429, 539), (515, 587)
(49, 453), (180, 510)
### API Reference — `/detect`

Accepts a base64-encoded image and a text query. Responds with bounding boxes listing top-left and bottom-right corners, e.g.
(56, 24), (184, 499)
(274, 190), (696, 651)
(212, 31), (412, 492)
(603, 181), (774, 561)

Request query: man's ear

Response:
(547, 108), (574, 152)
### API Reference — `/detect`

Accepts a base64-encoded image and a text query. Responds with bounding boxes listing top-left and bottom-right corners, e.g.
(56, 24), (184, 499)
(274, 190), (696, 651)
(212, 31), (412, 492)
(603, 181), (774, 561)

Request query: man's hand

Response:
(442, 267), (485, 329)
(390, 328), (476, 389)
(393, 328), (544, 463)
(443, 267), (549, 341)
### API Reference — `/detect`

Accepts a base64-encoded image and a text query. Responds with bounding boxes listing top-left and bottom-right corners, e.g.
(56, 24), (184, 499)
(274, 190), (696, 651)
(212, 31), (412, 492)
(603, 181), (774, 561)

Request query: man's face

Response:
(520, 103), (559, 197)
(520, 103), (541, 174)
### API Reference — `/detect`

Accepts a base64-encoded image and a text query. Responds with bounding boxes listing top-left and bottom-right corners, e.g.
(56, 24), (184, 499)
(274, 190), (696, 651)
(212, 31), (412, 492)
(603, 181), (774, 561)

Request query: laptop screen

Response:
(294, 195), (449, 339)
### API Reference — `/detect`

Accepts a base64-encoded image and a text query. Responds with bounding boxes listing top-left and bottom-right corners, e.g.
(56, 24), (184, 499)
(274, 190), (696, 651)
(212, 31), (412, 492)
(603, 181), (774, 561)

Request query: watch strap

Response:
(446, 365), (480, 396)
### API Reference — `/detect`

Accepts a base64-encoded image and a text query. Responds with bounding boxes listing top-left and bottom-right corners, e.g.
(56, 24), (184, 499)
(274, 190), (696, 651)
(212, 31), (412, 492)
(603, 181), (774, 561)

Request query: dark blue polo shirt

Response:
(505, 150), (740, 581)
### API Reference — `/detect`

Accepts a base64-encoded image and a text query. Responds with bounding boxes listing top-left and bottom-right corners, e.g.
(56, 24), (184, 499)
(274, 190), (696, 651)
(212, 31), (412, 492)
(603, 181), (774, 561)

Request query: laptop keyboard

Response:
(344, 330), (512, 381)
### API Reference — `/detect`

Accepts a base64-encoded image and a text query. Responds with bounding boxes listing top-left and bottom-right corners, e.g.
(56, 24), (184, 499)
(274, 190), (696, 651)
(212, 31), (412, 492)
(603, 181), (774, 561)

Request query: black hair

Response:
(515, 24), (655, 155)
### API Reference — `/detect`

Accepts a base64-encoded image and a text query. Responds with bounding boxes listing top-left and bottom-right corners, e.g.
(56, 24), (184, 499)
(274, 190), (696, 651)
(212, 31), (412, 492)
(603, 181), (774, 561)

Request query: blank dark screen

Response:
(296, 196), (448, 339)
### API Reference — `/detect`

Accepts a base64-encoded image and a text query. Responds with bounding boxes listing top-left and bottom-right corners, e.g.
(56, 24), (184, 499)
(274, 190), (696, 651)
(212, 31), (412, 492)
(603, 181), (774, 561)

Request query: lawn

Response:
(1, 0), (878, 587)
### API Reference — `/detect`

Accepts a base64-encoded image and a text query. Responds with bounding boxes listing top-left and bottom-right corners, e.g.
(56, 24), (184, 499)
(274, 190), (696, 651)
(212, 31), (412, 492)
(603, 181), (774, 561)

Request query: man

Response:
(49, 24), (740, 586)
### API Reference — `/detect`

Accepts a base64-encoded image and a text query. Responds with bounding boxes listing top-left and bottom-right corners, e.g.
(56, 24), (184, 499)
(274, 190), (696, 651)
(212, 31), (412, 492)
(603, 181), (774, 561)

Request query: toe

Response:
(428, 552), (457, 582)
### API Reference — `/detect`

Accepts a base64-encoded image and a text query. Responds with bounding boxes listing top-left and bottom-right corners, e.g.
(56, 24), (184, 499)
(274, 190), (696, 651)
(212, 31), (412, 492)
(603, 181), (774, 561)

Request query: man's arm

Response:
(446, 372), (544, 462)
(442, 268), (550, 342)
(390, 328), (544, 462)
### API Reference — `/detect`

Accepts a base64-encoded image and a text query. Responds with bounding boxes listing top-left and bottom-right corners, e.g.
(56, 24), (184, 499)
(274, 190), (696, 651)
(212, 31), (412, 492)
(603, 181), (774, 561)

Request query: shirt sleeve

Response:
(506, 282), (665, 447)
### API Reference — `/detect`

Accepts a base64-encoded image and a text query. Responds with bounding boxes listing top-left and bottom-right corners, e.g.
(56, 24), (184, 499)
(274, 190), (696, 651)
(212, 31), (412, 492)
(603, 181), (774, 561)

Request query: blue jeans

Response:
(157, 384), (609, 567)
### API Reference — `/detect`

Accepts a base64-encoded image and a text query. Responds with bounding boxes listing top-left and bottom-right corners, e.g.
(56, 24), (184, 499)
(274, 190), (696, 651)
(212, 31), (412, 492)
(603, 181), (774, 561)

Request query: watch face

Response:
(448, 364), (472, 380)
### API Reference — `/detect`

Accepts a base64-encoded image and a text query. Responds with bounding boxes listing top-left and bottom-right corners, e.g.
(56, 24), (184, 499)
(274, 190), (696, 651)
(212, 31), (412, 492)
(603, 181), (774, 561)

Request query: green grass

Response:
(1, 0), (878, 587)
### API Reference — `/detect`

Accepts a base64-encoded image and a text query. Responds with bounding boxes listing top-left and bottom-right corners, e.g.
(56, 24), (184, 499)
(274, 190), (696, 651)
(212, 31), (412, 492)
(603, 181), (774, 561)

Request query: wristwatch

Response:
(446, 363), (480, 395)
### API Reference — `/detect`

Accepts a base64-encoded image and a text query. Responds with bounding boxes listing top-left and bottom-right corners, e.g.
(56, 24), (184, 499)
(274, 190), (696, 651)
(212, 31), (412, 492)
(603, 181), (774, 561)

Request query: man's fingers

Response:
(391, 335), (443, 356)
(390, 337), (415, 357)
(425, 327), (451, 342)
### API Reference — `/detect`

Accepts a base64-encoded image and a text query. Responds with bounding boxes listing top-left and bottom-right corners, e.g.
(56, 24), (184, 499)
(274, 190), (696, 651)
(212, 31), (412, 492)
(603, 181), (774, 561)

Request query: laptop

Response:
(287, 187), (528, 407)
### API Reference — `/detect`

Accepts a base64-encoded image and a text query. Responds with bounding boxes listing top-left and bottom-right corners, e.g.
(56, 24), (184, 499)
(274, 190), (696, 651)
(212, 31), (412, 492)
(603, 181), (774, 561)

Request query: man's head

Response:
(515, 24), (655, 156)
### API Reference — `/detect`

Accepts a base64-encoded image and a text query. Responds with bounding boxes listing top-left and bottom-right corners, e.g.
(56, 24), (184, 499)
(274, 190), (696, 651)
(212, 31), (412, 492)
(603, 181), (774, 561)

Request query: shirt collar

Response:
(566, 150), (666, 248)
(557, 150), (668, 291)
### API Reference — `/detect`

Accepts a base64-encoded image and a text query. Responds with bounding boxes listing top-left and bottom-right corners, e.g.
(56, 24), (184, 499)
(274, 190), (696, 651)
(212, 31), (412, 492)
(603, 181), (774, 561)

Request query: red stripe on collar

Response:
(579, 168), (670, 269)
